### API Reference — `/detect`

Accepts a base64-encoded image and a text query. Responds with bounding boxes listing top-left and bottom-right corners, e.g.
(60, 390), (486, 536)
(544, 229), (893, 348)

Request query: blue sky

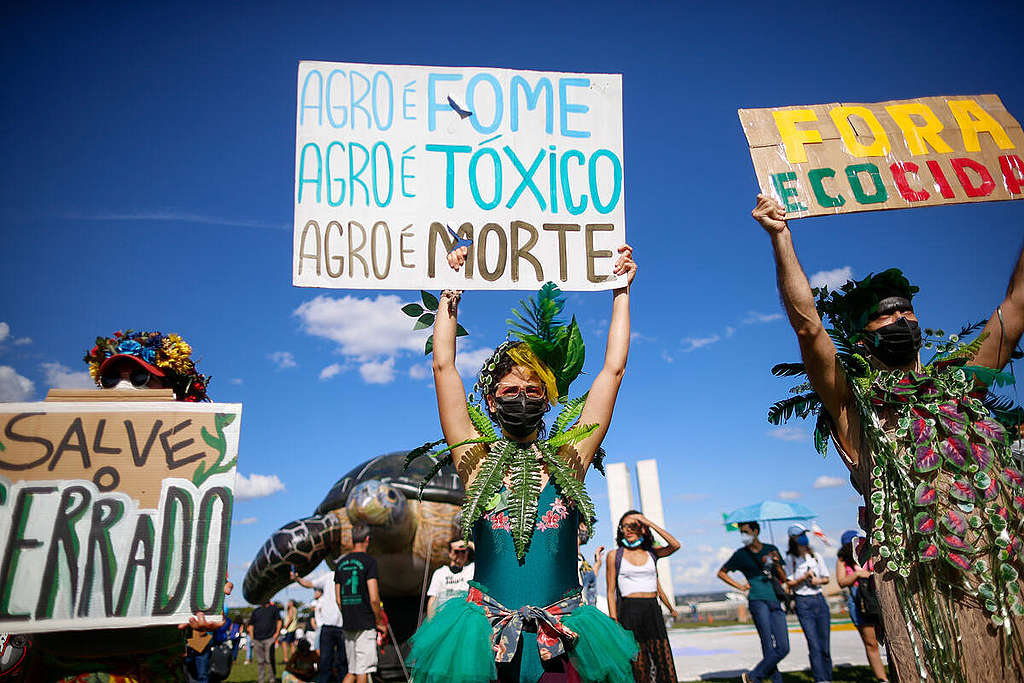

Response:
(2, 1), (1023, 604)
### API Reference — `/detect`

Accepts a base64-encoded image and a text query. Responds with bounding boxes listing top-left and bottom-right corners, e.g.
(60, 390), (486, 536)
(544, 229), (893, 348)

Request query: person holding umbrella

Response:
(717, 521), (789, 683)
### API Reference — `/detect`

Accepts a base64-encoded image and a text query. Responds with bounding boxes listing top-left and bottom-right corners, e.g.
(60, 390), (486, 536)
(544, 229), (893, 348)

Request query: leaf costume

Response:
(404, 284), (636, 682)
(770, 270), (1024, 682)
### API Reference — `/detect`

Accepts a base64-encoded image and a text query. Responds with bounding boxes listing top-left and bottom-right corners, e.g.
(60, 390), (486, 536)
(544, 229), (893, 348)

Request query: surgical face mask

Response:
(622, 537), (643, 548)
(796, 534), (809, 547)
(112, 379), (145, 391)
(867, 317), (922, 367)
(739, 532), (755, 546)
(493, 393), (547, 438)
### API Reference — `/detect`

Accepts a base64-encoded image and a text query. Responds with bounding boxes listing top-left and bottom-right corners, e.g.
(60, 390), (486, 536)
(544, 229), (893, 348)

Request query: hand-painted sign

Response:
(293, 61), (625, 291)
(739, 94), (1024, 218)
(0, 401), (242, 633)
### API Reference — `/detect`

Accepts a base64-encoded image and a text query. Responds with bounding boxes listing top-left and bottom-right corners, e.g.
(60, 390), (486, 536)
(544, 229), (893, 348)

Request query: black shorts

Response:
(618, 597), (668, 642)
(282, 631), (297, 643)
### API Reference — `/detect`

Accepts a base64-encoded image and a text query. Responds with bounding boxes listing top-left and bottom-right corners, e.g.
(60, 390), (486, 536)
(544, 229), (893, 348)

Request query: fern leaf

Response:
(403, 438), (447, 470)
(551, 393), (588, 437)
(546, 423), (598, 448)
(467, 403), (497, 440)
(771, 362), (807, 377)
(540, 443), (595, 527)
(507, 445), (542, 558)
(418, 454), (454, 497)
(461, 441), (513, 540)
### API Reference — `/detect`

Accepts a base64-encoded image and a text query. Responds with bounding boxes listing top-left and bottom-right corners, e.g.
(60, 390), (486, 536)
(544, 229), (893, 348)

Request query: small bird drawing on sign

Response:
(447, 95), (473, 120)
(446, 224), (473, 253)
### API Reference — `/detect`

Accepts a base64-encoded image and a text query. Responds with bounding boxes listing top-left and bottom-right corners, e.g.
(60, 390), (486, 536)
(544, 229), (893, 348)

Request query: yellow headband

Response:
(505, 344), (558, 405)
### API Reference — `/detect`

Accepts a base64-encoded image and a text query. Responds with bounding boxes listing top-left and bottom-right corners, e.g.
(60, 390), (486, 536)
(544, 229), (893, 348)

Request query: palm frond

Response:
(771, 362), (807, 378)
(417, 454), (454, 497)
(767, 392), (821, 425)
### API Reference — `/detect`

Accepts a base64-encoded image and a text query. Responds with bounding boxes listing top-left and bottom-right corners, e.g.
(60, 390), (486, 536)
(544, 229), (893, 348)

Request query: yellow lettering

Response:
(885, 103), (953, 155)
(773, 109), (823, 164)
(829, 106), (890, 157)
(948, 99), (1015, 152)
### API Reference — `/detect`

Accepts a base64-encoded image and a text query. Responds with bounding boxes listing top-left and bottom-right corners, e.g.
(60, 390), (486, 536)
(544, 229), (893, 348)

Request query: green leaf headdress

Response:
(815, 268), (919, 343)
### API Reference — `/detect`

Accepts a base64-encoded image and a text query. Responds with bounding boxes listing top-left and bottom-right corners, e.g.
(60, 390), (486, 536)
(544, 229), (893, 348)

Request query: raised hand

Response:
(447, 245), (469, 271)
(752, 193), (788, 234)
(613, 244), (637, 286)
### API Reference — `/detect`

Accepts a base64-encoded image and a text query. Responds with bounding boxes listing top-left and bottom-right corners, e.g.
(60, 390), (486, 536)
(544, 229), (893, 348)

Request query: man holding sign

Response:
(752, 193), (1024, 682)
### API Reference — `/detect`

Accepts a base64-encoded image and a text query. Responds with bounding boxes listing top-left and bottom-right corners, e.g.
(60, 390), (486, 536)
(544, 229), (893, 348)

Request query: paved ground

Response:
(669, 620), (881, 681)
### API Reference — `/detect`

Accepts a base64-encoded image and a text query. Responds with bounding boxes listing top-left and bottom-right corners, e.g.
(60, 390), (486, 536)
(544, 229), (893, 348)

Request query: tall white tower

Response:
(606, 462), (633, 532)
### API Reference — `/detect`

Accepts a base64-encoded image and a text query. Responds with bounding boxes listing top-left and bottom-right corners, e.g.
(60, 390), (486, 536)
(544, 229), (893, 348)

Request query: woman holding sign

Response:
(407, 245), (639, 682)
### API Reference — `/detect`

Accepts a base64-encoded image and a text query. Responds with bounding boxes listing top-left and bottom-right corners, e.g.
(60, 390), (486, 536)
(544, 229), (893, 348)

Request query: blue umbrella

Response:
(723, 500), (817, 544)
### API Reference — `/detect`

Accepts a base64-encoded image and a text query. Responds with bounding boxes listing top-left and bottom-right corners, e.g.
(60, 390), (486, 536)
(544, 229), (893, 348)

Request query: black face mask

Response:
(868, 317), (922, 367)
(493, 394), (547, 438)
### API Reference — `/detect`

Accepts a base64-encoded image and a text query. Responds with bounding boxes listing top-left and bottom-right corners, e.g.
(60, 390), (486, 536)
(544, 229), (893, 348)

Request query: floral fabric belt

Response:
(467, 583), (581, 663)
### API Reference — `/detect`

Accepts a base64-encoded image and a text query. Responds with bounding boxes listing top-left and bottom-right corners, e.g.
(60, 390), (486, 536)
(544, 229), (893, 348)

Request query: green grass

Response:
(225, 647), (285, 682)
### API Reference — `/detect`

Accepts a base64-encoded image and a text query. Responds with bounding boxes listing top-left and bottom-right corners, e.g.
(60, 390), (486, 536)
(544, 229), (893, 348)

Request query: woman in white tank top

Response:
(606, 510), (681, 683)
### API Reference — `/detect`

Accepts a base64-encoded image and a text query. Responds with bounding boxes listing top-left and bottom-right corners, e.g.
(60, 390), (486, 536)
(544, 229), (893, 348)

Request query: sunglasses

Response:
(100, 368), (153, 389)
(494, 383), (545, 400)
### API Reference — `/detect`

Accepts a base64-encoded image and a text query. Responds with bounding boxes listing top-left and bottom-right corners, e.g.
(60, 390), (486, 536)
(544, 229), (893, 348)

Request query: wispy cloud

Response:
(814, 475), (846, 489)
(809, 266), (853, 291)
(0, 323), (9, 344)
(319, 363), (343, 380)
(233, 516), (259, 526)
(409, 363), (430, 380)
(0, 366), (34, 402)
(359, 357), (396, 384)
(230, 378), (244, 385)
(630, 332), (656, 343)
(455, 346), (493, 379)
(681, 334), (721, 352)
(743, 311), (783, 324)
(778, 490), (802, 500)
(235, 473), (286, 500)
(268, 351), (297, 370)
(41, 362), (94, 390)
(62, 210), (288, 231)
(768, 426), (809, 442)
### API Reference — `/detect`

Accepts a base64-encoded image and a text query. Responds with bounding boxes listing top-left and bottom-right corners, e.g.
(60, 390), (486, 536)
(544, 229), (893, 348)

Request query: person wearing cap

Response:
(836, 530), (887, 682)
(752, 194), (1024, 682)
(425, 538), (475, 618)
(784, 524), (832, 683)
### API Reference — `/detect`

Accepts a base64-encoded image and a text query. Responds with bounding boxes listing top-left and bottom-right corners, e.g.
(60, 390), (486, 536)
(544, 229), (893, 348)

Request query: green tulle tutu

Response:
(408, 597), (637, 683)
(563, 605), (638, 683)
(408, 595), (496, 683)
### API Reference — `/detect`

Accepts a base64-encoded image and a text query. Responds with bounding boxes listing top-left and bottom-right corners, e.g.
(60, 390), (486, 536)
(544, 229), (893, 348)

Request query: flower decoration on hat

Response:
(83, 329), (211, 402)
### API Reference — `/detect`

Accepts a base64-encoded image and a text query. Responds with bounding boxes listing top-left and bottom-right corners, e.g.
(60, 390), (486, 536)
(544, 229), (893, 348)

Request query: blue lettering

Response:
(560, 150), (587, 215)
(325, 141), (346, 207)
(326, 69), (348, 129)
(469, 148), (502, 210)
(402, 80), (416, 121)
(425, 144), (472, 208)
(589, 149), (622, 214)
(348, 142), (370, 206)
(504, 146), (546, 210)
(371, 72), (394, 130)
(297, 143), (323, 203)
(401, 145), (415, 198)
(300, 70), (324, 126)
(371, 142), (394, 207)
(350, 71), (372, 130)
(510, 76), (553, 134)
(558, 78), (591, 139)
(466, 73), (503, 135)
(427, 73), (463, 131)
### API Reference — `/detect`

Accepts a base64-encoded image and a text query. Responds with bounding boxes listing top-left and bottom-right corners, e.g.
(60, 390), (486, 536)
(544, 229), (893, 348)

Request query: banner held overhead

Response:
(293, 61), (625, 291)
(739, 94), (1024, 219)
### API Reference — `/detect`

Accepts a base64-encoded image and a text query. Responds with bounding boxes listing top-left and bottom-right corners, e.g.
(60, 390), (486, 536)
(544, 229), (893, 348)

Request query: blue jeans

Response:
(318, 624), (348, 683)
(186, 646), (211, 683)
(795, 593), (832, 681)
(748, 599), (790, 683)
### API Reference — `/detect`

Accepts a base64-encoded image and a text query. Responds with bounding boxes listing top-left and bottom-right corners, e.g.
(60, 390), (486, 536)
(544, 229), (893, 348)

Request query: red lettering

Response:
(950, 157), (995, 198)
(890, 162), (929, 202)
(926, 160), (955, 199)
(999, 154), (1024, 195)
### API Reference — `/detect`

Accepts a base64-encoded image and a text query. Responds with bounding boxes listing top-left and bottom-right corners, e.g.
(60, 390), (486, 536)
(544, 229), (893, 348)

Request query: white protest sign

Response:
(0, 400), (241, 633)
(293, 61), (625, 291)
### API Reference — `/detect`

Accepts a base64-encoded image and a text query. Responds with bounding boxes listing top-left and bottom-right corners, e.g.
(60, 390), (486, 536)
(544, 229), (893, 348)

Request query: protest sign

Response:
(739, 94), (1024, 218)
(0, 397), (242, 633)
(293, 61), (625, 291)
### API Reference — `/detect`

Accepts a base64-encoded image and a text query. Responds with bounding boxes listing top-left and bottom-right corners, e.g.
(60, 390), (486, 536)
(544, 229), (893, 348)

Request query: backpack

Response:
(855, 574), (882, 618)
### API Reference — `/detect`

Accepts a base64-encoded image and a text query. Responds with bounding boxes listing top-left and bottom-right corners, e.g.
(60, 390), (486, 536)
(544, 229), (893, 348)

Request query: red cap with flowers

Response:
(83, 330), (211, 402)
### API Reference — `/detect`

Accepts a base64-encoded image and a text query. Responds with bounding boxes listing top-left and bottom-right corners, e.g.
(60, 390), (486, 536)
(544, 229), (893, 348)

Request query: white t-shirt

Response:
(787, 552), (830, 596)
(427, 563), (474, 606)
(309, 572), (343, 627)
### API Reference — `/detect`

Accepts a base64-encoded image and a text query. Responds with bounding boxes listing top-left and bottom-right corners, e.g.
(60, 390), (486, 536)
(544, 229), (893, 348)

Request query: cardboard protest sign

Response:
(0, 398), (241, 633)
(293, 61), (625, 291)
(739, 94), (1024, 218)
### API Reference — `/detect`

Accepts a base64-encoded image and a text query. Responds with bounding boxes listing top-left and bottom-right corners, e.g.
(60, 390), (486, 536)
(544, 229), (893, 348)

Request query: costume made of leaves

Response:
(404, 284), (602, 560)
(769, 270), (1024, 683)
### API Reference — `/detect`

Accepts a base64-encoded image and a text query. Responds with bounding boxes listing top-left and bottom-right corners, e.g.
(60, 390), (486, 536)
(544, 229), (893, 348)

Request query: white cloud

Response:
(294, 294), (423, 360)
(268, 351), (297, 369)
(724, 326), (736, 338)
(630, 332), (656, 343)
(319, 363), (343, 380)
(0, 366), (34, 402)
(814, 475), (846, 489)
(809, 266), (853, 291)
(778, 490), (802, 500)
(661, 350), (674, 364)
(455, 347), (494, 378)
(233, 516), (259, 526)
(743, 311), (783, 324)
(13, 338), (32, 346)
(64, 210), (288, 232)
(680, 335), (720, 352)
(40, 362), (95, 390)
(0, 323), (9, 344)
(696, 544), (714, 553)
(409, 363), (430, 380)
(235, 472), (286, 500)
(359, 357), (396, 384)
(673, 546), (735, 589)
(768, 426), (809, 442)
(230, 378), (244, 385)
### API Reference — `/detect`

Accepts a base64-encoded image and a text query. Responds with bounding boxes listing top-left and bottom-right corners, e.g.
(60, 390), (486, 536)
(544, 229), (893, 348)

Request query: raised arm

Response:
(753, 194), (860, 459)
(432, 246), (479, 475)
(577, 245), (636, 467)
(974, 242), (1024, 370)
(634, 513), (680, 558)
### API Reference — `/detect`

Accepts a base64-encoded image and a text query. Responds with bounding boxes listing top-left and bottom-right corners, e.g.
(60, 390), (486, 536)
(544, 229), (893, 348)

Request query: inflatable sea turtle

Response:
(242, 451), (463, 673)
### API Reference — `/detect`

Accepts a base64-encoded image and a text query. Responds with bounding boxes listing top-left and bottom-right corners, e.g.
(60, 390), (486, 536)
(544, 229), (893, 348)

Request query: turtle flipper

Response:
(242, 512), (342, 604)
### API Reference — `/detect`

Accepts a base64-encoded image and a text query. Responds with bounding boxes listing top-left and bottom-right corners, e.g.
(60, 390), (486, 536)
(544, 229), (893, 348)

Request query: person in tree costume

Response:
(403, 244), (639, 682)
(752, 193), (1024, 683)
